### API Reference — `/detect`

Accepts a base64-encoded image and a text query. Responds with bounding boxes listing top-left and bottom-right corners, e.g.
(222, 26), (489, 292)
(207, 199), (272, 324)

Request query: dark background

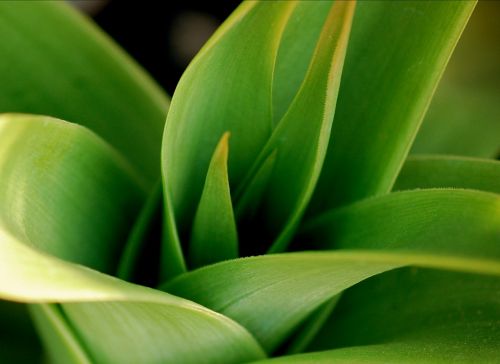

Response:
(76, 0), (241, 95)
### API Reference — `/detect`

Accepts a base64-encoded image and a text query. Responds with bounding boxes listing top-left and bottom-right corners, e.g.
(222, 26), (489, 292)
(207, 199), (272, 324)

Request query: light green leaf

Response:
(0, 1), (168, 187)
(164, 249), (500, 354)
(0, 114), (145, 272)
(394, 155), (500, 193)
(301, 189), (500, 261)
(304, 268), (500, 363)
(190, 132), (238, 269)
(310, 0), (477, 212)
(0, 228), (266, 364)
(161, 0), (296, 279)
(236, 0), (356, 253)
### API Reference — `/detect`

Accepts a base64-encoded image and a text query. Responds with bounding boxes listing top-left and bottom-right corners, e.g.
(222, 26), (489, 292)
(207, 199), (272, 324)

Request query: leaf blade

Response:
(310, 0), (477, 211)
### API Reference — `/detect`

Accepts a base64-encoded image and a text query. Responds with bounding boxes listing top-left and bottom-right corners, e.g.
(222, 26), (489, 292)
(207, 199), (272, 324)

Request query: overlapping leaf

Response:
(0, 228), (265, 363)
(310, 0), (477, 211)
(235, 0), (356, 253)
(0, 114), (145, 272)
(165, 251), (500, 354)
(302, 268), (500, 363)
(161, 0), (296, 279)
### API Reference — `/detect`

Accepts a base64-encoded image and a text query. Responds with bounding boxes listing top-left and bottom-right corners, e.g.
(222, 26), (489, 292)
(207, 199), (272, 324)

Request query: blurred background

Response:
(70, 0), (240, 94)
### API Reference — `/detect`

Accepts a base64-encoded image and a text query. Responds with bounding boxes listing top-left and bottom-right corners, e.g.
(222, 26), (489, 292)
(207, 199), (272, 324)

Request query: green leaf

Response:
(0, 227), (266, 364)
(164, 249), (500, 354)
(272, 0), (332, 125)
(190, 132), (238, 269)
(29, 304), (92, 364)
(0, 1), (168, 187)
(394, 155), (500, 193)
(301, 189), (500, 261)
(310, 0), (477, 212)
(161, 0), (296, 279)
(304, 268), (500, 363)
(236, 0), (356, 253)
(0, 114), (146, 272)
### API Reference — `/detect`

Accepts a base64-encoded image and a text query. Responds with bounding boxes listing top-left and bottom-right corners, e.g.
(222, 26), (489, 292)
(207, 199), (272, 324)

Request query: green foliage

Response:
(1, 0), (499, 363)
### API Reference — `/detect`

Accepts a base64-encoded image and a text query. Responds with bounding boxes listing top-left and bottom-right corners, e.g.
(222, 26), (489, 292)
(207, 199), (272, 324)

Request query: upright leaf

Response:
(236, 0), (356, 253)
(310, 1), (477, 212)
(0, 2), (169, 187)
(161, 1), (297, 279)
(189, 132), (238, 269)
(272, 1), (331, 124)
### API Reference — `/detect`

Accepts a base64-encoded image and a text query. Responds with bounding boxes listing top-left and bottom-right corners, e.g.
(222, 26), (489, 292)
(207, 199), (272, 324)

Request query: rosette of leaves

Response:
(1, 1), (499, 363)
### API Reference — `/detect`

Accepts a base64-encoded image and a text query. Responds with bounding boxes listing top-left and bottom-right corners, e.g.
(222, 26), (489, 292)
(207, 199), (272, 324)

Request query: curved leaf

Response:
(305, 268), (500, 363)
(310, 0), (477, 211)
(0, 1), (168, 186)
(394, 155), (500, 193)
(164, 249), (500, 354)
(0, 228), (266, 364)
(0, 114), (145, 272)
(301, 189), (500, 261)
